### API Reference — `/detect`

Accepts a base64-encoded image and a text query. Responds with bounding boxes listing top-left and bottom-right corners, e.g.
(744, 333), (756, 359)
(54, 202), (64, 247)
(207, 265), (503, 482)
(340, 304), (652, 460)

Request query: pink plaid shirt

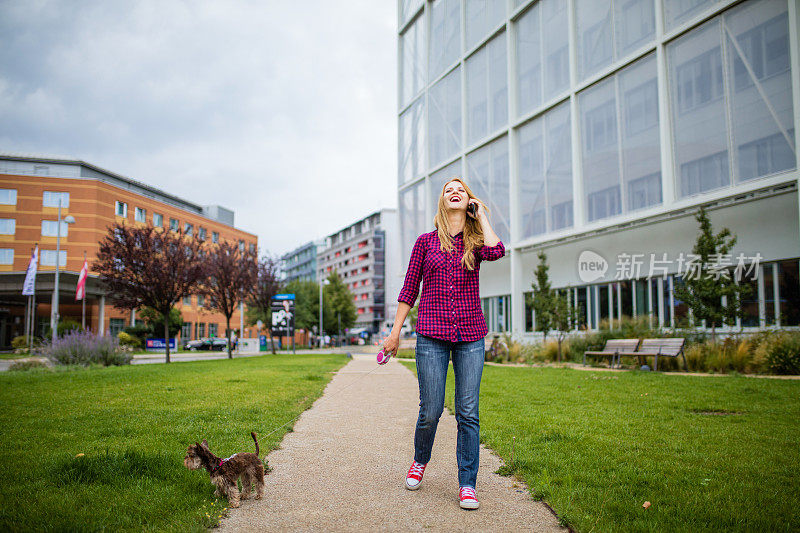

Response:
(398, 230), (505, 342)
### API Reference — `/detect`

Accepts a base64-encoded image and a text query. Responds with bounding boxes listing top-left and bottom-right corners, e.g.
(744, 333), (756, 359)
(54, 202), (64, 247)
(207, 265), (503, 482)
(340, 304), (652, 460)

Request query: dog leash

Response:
(258, 354), (392, 441)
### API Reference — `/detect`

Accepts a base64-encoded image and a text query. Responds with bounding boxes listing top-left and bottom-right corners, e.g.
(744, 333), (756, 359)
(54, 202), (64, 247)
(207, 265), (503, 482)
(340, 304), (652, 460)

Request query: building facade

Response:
(281, 240), (325, 284)
(397, 0), (800, 337)
(317, 209), (401, 334)
(0, 153), (259, 347)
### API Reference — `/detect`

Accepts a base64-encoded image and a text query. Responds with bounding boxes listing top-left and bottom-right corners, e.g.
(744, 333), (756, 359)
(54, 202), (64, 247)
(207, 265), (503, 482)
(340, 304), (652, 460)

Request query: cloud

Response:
(0, 0), (398, 255)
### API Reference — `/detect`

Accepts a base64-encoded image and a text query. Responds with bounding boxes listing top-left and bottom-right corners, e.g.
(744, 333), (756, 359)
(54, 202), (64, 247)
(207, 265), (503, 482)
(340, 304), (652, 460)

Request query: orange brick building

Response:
(0, 153), (259, 348)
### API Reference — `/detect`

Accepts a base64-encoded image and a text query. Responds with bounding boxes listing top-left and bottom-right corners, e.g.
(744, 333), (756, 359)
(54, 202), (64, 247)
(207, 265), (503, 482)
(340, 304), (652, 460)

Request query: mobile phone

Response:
(467, 202), (477, 217)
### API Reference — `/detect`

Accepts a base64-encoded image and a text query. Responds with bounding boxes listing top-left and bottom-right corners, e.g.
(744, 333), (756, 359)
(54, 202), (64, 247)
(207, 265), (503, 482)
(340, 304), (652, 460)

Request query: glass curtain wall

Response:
(397, 0), (797, 333)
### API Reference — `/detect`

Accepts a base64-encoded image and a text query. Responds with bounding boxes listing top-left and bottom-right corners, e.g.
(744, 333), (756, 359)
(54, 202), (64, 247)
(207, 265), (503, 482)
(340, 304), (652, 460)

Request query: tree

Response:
(201, 240), (258, 359)
(531, 251), (554, 342)
(138, 307), (183, 337)
(322, 272), (356, 336)
(94, 223), (204, 363)
(284, 280), (320, 332)
(530, 251), (579, 362)
(673, 206), (752, 343)
(550, 287), (581, 363)
(246, 254), (282, 354)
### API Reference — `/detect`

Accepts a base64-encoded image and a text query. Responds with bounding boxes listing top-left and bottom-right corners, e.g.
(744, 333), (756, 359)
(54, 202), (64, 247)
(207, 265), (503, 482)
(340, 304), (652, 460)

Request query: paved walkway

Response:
(219, 354), (564, 532)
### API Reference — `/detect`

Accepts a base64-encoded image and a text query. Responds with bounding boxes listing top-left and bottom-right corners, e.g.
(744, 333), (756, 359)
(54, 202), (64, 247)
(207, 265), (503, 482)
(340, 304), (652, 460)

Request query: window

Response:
(428, 67), (462, 167)
(43, 191), (70, 208)
(115, 201), (128, 217)
(584, 98), (617, 153)
(198, 323), (206, 338)
(675, 46), (724, 114)
(249, 243), (256, 254)
(624, 79), (658, 136)
(670, 19), (730, 197)
(208, 324), (218, 337)
(576, 0), (654, 81)
(109, 318), (125, 337)
(429, 0), (461, 81)
(587, 185), (621, 221)
(519, 101), (573, 237)
(0, 189), (17, 205)
(197, 294), (205, 307)
(516, 0), (570, 117)
(184, 223), (193, 236)
(135, 207), (146, 223)
(181, 322), (192, 340)
(238, 240), (245, 252)
(465, 0), (505, 52)
(680, 151), (729, 196)
(183, 296), (192, 306)
(0, 219), (15, 235)
(778, 260), (800, 326)
(198, 227), (207, 241)
(400, 13), (426, 108)
(664, 0), (723, 31)
(169, 218), (179, 231)
(738, 131), (795, 181)
(153, 213), (163, 227)
(466, 136), (510, 243)
(212, 231), (219, 243)
(727, 2), (794, 183)
(40, 250), (67, 266)
(0, 249), (13, 265)
(732, 14), (789, 91)
(41, 220), (69, 237)
(628, 172), (662, 211)
(466, 33), (507, 145)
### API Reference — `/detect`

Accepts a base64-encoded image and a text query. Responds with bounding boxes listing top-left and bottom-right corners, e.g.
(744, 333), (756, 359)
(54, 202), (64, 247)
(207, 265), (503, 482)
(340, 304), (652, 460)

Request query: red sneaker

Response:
(459, 486), (479, 509)
(405, 461), (426, 490)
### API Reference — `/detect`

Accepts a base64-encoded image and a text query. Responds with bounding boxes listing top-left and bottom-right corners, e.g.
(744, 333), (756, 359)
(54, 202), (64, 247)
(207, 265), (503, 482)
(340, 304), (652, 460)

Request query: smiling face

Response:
(443, 180), (469, 212)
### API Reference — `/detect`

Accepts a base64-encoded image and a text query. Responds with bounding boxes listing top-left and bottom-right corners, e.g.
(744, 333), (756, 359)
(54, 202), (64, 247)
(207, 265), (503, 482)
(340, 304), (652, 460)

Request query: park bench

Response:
(634, 338), (688, 371)
(583, 339), (640, 368)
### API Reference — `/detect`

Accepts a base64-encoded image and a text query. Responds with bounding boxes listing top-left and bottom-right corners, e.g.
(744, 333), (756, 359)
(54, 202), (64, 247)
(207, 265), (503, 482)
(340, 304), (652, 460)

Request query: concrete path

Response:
(219, 354), (565, 532)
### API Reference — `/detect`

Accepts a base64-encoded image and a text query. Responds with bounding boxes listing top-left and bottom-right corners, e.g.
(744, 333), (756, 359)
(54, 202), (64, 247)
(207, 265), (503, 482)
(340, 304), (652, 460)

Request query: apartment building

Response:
(317, 209), (400, 334)
(281, 239), (325, 284)
(0, 153), (259, 347)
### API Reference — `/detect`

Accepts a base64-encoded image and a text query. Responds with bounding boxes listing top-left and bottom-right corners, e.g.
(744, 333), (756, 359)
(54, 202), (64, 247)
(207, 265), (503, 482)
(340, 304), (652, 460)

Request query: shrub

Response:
(117, 331), (142, 349)
(38, 330), (132, 367)
(11, 335), (29, 350)
(8, 360), (50, 372)
(753, 330), (800, 375)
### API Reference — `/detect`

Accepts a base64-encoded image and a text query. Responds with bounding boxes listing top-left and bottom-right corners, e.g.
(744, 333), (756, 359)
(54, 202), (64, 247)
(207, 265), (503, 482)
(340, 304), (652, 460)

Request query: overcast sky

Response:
(0, 0), (397, 256)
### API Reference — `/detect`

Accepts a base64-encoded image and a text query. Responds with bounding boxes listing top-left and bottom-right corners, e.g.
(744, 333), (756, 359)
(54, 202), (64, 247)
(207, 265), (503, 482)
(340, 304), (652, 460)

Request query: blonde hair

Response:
(433, 177), (488, 271)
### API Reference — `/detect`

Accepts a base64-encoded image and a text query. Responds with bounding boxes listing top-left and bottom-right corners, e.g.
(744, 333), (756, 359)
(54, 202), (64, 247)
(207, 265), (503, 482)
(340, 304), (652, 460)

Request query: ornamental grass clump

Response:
(40, 330), (132, 367)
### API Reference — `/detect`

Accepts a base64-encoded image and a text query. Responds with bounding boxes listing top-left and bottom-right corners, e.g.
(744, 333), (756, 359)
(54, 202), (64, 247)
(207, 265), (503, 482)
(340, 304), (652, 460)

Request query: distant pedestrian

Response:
(382, 177), (505, 510)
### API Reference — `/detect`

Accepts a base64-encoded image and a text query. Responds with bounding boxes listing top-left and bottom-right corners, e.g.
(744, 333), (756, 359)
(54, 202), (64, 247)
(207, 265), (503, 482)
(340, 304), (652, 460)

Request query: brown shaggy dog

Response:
(184, 432), (265, 507)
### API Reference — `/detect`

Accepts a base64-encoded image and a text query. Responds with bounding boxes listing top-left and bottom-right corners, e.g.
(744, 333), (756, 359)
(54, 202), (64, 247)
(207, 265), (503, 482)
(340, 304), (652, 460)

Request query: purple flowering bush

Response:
(39, 330), (132, 366)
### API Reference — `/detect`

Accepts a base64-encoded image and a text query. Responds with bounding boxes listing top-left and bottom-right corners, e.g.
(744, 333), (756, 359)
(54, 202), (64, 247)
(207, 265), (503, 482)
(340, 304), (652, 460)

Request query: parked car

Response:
(183, 337), (229, 351)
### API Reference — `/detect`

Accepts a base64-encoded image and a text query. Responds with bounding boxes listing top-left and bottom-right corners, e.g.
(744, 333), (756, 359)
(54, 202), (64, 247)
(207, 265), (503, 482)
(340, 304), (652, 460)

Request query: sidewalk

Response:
(219, 354), (565, 532)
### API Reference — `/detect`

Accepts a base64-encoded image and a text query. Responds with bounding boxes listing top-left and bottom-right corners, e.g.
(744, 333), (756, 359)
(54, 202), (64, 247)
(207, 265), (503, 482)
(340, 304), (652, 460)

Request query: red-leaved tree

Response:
(200, 240), (258, 359)
(93, 223), (205, 363)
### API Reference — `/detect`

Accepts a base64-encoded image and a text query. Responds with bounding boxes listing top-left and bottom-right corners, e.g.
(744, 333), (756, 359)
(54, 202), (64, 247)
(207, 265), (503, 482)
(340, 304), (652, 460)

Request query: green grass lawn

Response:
(0, 353), (348, 532)
(402, 362), (800, 532)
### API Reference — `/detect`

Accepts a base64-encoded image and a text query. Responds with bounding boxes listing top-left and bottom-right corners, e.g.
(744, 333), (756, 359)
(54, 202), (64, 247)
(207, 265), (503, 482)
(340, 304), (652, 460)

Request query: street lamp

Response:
(51, 198), (76, 341)
(319, 277), (330, 347)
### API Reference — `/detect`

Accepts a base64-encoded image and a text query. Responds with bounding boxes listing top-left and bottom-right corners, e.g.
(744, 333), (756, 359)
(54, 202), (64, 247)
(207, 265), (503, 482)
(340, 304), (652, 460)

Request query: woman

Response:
(382, 177), (505, 510)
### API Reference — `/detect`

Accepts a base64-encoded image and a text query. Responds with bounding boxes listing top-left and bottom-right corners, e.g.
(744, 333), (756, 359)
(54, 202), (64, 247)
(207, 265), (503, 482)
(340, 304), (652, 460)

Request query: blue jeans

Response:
(413, 332), (485, 489)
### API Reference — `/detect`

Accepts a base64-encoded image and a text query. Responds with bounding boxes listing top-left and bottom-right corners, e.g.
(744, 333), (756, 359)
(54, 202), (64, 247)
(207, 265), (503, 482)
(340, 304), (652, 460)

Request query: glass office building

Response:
(397, 0), (800, 335)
